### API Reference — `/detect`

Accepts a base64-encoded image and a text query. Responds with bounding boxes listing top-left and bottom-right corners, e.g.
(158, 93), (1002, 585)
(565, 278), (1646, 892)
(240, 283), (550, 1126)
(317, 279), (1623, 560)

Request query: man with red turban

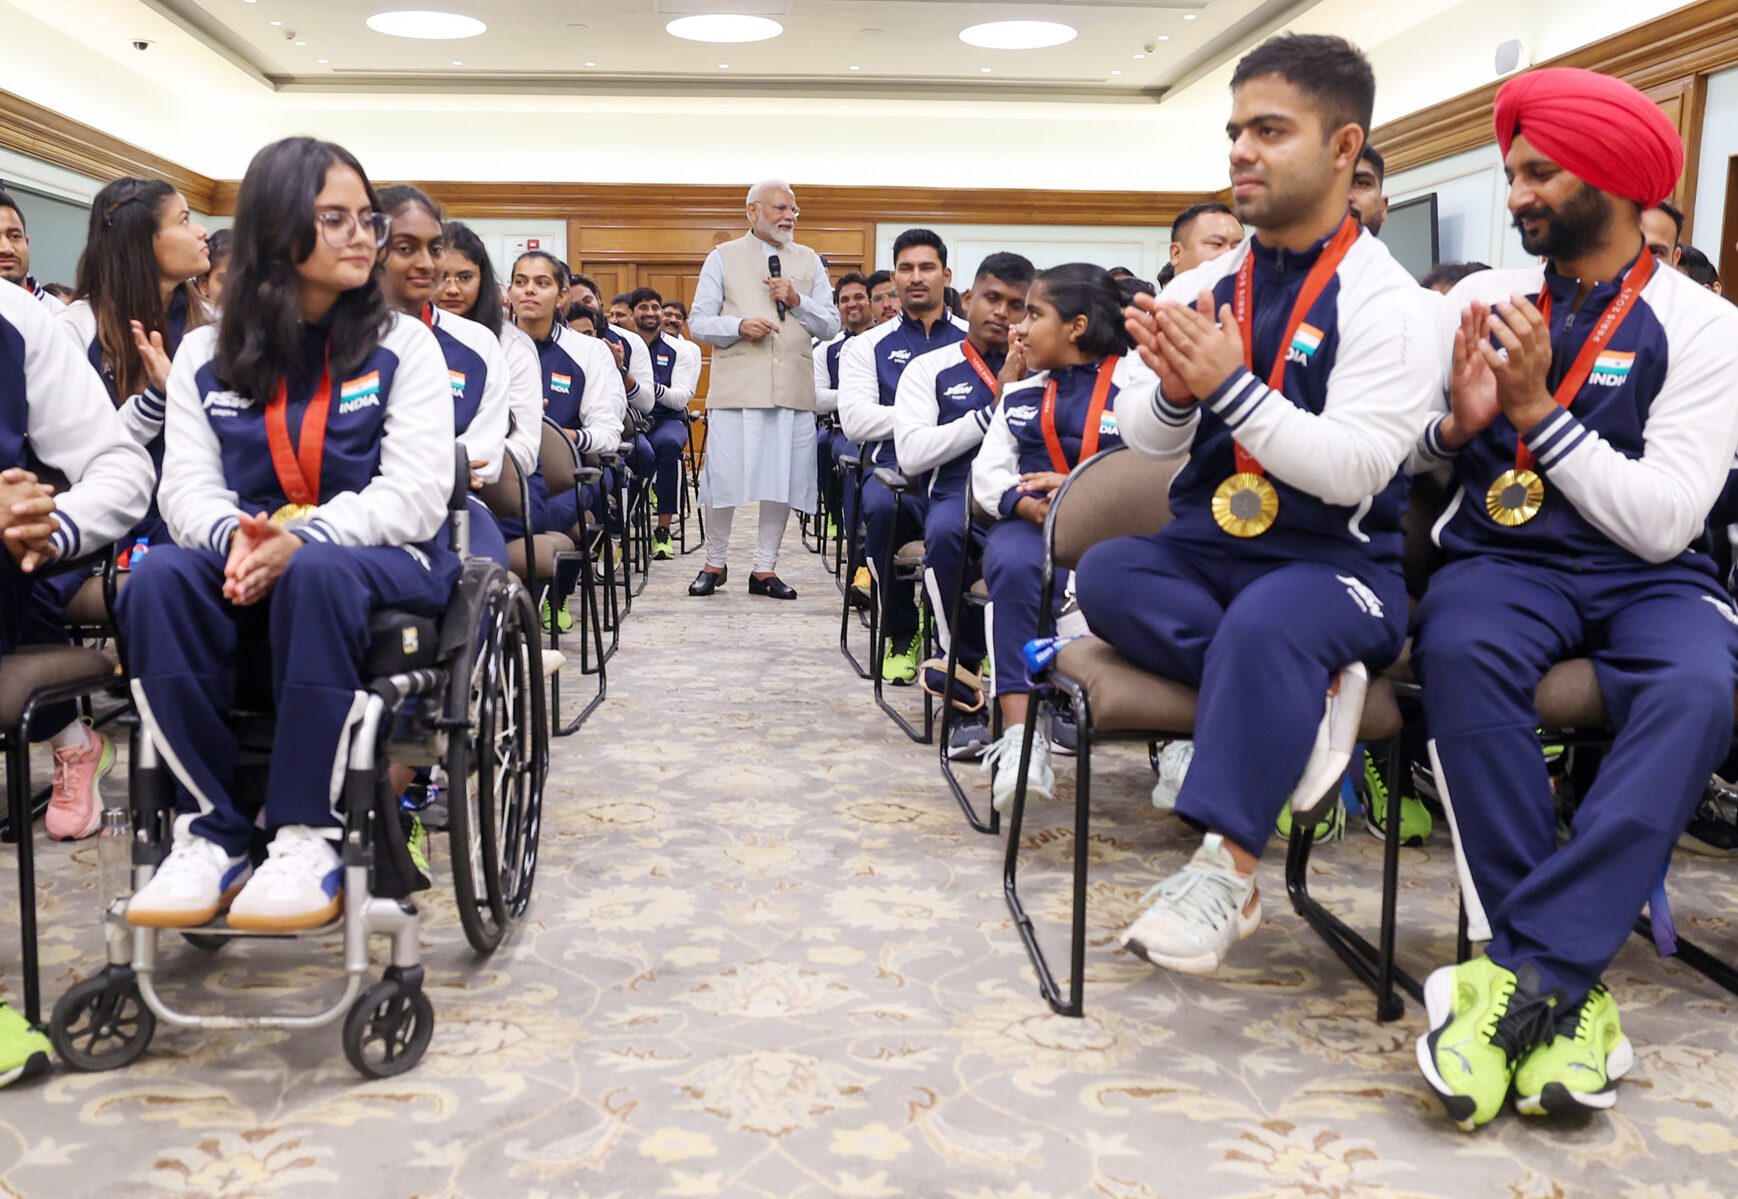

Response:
(1409, 66), (1738, 1129)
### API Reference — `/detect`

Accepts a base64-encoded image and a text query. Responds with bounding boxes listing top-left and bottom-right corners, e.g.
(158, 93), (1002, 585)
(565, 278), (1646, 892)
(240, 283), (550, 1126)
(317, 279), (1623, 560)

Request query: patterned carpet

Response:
(3, 504), (1738, 1199)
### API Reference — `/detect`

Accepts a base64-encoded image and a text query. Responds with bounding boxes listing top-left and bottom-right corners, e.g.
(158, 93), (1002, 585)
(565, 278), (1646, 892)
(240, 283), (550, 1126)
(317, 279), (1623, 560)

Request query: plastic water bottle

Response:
(97, 805), (132, 906)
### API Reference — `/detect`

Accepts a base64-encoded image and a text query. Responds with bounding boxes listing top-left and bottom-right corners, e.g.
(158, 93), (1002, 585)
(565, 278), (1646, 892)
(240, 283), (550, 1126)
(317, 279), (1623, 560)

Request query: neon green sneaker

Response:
(406, 816), (430, 876)
(1513, 984), (1632, 1116)
(0, 1000), (51, 1088)
(1276, 795), (1344, 843)
(880, 632), (920, 685)
(1361, 749), (1433, 845)
(541, 596), (573, 633)
(826, 517), (840, 542)
(651, 527), (674, 560)
(1417, 957), (1560, 1130)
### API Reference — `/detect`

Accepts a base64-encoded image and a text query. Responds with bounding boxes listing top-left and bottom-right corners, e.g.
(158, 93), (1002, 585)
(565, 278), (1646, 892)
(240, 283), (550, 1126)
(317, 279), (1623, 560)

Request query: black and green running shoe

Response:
(1513, 984), (1631, 1116)
(1361, 748), (1433, 845)
(1417, 957), (1560, 1130)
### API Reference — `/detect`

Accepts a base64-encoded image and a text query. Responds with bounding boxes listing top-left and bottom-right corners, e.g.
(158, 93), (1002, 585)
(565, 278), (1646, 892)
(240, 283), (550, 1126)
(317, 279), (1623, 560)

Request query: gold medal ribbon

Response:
(1040, 357), (1118, 474)
(1486, 248), (1654, 526)
(1216, 215), (1362, 537)
(265, 348), (332, 519)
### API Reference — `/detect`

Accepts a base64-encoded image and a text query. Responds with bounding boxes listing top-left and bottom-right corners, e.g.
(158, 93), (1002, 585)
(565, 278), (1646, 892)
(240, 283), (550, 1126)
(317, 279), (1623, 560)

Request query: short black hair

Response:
(566, 303), (603, 331)
(1648, 200), (1686, 239)
(1155, 262), (1176, 287)
(1419, 261), (1490, 290)
(973, 252), (1035, 289)
(206, 226), (233, 263)
(1231, 33), (1376, 140)
(571, 272), (600, 297)
(608, 293), (630, 308)
(1107, 266), (1134, 280)
(375, 184), (444, 225)
(833, 271), (869, 301)
(662, 298), (688, 317)
(1678, 244), (1720, 289)
(627, 286), (663, 308)
(865, 270), (893, 293)
(0, 189), (25, 231)
(1033, 263), (1133, 358)
(1172, 201), (1236, 243)
(892, 227), (947, 268)
(1116, 276), (1157, 306)
(1358, 143), (1386, 186)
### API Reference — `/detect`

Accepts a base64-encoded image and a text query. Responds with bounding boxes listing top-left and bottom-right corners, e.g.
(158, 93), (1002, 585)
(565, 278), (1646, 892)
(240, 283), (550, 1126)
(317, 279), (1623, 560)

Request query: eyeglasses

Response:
(314, 208), (391, 250)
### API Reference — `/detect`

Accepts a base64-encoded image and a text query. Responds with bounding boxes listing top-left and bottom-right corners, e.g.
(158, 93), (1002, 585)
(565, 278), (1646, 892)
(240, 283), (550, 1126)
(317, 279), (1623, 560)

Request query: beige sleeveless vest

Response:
(707, 233), (818, 412)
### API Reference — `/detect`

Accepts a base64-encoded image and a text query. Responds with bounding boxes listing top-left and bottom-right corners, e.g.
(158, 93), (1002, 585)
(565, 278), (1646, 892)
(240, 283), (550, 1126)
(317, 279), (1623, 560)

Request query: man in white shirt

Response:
(688, 179), (840, 599)
(0, 191), (64, 314)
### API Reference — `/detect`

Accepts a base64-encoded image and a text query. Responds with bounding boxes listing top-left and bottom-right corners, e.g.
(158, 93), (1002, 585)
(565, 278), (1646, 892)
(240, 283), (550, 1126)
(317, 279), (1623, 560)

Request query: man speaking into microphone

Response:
(688, 178), (840, 598)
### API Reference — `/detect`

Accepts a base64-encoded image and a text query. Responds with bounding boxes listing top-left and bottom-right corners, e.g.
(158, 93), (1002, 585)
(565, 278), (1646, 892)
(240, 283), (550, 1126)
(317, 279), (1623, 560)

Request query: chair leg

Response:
(9, 732), (39, 1025)
(1003, 687), (1083, 1017)
(870, 495), (930, 744)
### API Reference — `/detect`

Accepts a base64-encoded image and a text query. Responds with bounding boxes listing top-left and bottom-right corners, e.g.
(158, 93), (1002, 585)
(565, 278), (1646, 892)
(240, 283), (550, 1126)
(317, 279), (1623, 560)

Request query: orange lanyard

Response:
(1230, 215), (1360, 475)
(264, 351), (331, 507)
(961, 340), (999, 395)
(1040, 357), (1118, 473)
(1515, 250), (1653, 470)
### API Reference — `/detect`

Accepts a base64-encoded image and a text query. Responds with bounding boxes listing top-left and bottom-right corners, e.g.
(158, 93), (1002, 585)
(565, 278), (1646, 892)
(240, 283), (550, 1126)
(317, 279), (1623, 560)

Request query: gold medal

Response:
(271, 503), (317, 526)
(1212, 472), (1279, 538)
(1485, 468), (1544, 526)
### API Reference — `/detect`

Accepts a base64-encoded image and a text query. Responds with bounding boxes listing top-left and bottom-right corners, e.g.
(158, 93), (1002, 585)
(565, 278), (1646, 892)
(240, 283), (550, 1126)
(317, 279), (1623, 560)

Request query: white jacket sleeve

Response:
(894, 349), (992, 477)
(290, 318), (452, 548)
(53, 300), (176, 449)
(11, 289), (153, 559)
(655, 339), (701, 412)
(1112, 365), (1198, 462)
(1198, 276), (1435, 507)
(574, 339), (624, 456)
(462, 330), (512, 486)
(1525, 292), (1738, 564)
(814, 336), (841, 415)
(623, 333), (654, 415)
(971, 400), (1024, 518)
(158, 330), (247, 554)
(838, 331), (894, 445)
(500, 326), (543, 477)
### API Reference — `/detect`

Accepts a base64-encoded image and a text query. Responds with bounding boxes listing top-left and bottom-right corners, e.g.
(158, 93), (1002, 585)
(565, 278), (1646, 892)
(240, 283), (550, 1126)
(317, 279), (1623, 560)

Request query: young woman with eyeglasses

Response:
(374, 186), (512, 568)
(117, 137), (460, 932)
(41, 176), (210, 841)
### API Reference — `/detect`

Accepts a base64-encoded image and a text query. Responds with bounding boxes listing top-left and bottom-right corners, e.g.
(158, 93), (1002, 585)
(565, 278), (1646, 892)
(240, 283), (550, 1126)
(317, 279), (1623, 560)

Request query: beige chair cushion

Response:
(0, 645), (119, 729)
(507, 532), (575, 583)
(1053, 635), (1403, 739)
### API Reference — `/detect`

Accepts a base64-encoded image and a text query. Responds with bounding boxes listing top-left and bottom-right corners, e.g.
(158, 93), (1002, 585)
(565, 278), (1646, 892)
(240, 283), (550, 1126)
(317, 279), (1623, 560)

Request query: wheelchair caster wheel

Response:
(181, 933), (227, 953)
(50, 971), (156, 1072)
(342, 974), (434, 1079)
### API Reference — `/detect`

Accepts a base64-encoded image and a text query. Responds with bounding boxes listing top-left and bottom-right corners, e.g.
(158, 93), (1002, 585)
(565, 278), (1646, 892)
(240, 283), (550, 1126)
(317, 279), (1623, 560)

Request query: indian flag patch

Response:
(550, 372), (572, 395)
(1588, 350), (1634, 387)
(337, 370), (382, 413)
(448, 369), (466, 401)
(1290, 322), (1325, 358)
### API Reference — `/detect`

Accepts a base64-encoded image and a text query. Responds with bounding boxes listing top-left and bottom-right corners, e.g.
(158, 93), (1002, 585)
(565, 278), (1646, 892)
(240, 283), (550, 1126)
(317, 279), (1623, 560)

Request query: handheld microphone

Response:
(768, 254), (787, 321)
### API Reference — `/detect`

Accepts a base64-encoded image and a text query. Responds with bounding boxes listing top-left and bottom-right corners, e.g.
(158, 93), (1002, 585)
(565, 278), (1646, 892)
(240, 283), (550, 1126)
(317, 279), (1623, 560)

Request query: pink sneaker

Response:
(46, 724), (115, 841)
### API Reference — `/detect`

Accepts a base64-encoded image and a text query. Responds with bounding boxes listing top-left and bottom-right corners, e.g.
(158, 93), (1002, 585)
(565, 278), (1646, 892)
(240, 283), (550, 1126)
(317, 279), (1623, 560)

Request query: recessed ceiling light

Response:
(451, 59), (462, 65)
(848, 64), (860, 71)
(1111, 69), (1122, 75)
(472, 99), (482, 105)
(1183, 12), (1197, 19)
(317, 58), (329, 63)
(364, 11), (487, 40)
(269, 19), (282, 26)
(585, 61), (596, 67)
(979, 66), (991, 73)
(1133, 53), (1145, 59)
(1156, 34), (1170, 41)
(960, 20), (1077, 50)
(666, 15), (782, 44)
(840, 104), (850, 110)
(594, 101), (605, 108)
(717, 63), (729, 69)
(1362, 9), (1375, 14)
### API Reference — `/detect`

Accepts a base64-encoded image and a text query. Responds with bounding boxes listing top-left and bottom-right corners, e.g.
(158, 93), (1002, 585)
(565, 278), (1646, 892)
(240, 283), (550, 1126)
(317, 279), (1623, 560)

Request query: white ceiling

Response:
(0, 0), (1705, 190)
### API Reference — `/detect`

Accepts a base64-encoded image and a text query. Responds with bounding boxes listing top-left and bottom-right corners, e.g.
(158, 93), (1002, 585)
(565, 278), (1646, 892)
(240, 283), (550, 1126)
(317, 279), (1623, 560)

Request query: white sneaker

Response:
(1285, 663), (1368, 819)
(541, 648), (566, 677)
(982, 722), (1054, 813)
(228, 825), (344, 932)
(126, 814), (252, 928)
(1120, 833), (1261, 974)
(1151, 739), (1194, 810)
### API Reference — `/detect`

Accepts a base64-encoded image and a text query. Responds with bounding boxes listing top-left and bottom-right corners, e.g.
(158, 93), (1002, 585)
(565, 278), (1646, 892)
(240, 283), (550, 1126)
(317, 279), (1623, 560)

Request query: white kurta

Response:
(698, 407), (818, 512)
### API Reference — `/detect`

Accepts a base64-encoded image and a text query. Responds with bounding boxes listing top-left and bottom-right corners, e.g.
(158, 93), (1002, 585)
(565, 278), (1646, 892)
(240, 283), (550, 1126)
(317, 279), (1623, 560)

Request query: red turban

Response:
(1493, 67), (1683, 208)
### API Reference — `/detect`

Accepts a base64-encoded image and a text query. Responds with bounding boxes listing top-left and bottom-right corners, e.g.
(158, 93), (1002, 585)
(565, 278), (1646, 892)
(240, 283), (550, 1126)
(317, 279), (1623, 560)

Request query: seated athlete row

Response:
(828, 39), (1738, 1135)
(0, 134), (700, 1082)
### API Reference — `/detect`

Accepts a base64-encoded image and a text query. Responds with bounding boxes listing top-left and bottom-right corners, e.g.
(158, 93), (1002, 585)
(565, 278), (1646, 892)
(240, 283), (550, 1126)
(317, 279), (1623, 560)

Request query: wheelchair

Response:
(48, 449), (549, 1079)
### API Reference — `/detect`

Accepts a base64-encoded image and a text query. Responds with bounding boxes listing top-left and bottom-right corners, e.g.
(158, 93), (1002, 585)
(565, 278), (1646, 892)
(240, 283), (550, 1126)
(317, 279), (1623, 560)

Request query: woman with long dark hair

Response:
(117, 137), (458, 932)
(970, 263), (1135, 812)
(41, 177), (209, 841)
(436, 221), (541, 487)
(374, 186), (511, 567)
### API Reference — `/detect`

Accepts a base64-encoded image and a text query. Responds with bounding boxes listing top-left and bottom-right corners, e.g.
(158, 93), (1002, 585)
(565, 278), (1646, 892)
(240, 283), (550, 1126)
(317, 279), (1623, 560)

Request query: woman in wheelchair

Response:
(373, 186), (513, 569)
(970, 264), (1136, 813)
(116, 136), (460, 932)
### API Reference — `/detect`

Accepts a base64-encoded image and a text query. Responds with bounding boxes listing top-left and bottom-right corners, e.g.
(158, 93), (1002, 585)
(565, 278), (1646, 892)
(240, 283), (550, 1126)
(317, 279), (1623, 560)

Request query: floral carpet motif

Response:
(3, 505), (1738, 1198)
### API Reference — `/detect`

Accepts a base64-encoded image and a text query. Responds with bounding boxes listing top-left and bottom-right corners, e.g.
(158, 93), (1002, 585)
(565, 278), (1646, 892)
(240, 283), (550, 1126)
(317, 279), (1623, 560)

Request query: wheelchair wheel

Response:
(447, 590), (504, 954)
(51, 971), (156, 1072)
(181, 933), (227, 953)
(342, 973), (434, 1079)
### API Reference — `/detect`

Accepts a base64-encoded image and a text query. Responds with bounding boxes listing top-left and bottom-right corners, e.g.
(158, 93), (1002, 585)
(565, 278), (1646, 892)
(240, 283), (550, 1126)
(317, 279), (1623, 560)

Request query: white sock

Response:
(48, 720), (91, 751)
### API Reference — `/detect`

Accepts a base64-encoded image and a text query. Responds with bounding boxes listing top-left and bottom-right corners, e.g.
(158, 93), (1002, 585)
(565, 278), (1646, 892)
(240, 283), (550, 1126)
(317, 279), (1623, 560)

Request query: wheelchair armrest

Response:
(574, 465), (604, 485)
(838, 453), (862, 472)
(450, 444), (471, 511)
(873, 467), (911, 493)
